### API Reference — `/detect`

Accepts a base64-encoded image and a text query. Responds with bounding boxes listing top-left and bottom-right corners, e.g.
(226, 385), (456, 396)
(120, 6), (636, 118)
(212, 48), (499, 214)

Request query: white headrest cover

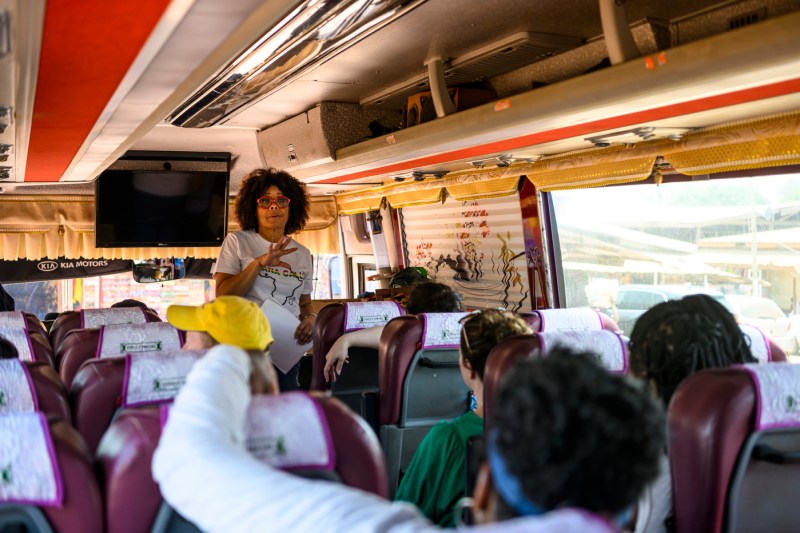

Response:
(539, 330), (628, 373)
(0, 327), (35, 362)
(743, 363), (800, 431)
(81, 307), (147, 328)
(0, 360), (37, 414)
(740, 324), (771, 363)
(535, 308), (604, 332)
(122, 350), (205, 407)
(343, 301), (403, 332)
(0, 413), (63, 506)
(98, 322), (181, 358)
(0, 312), (26, 330)
(420, 312), (469, 349)
(246, 392), (335, 471)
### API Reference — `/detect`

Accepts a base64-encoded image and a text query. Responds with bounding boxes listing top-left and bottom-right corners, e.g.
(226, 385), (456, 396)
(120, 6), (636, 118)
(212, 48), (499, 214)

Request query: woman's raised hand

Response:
(258, 236), (298, 269)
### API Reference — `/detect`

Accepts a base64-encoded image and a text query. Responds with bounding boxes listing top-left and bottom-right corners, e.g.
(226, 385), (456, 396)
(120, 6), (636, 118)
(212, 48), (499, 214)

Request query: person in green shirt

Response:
(395, 309), (532, 527)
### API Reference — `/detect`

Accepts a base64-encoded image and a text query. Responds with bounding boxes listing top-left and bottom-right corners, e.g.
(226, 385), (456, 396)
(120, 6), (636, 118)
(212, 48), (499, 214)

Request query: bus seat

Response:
(57, 329), (100, 389)
(0, 360), (69, 421)
(0, 415), (103, 533)
(523, 307), (620, 332)
(0, 326), (55, 367)
(310, 301), (404, 392)
(378, 314), (470, 497)
(740, 324), (787, 363)
(310, 302), (346, 391)
(0, 312), (51, 352)
(483, 330), (628, 424)
(50, 307), (160, 355)
(58, 322), (182, 391)
(669, 363), (800, 533)
(99, 393), (387, 533)
(71, 350), (203, 456)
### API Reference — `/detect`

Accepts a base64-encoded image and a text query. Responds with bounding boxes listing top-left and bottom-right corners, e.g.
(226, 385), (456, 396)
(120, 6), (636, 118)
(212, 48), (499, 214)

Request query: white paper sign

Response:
(260, 300), (312, 374)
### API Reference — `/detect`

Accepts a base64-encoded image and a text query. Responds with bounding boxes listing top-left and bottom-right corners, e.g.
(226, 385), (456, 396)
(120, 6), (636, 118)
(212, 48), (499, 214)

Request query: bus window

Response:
(550, 173), (800, 355)
(311, 254), (344, 300)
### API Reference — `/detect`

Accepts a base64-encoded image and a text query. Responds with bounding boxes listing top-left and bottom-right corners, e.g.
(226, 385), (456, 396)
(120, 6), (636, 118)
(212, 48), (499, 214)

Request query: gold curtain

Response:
(662, 112), (800, 175)
(0, 195), (340, 260)
(525, 145), (659, 191)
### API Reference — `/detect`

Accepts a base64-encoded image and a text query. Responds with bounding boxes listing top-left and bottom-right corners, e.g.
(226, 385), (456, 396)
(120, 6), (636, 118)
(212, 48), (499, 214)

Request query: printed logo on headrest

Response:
(122, 350), (205, 407)
(421, 313), (469, 349)
(81, 307), (147, 328)
(246, 392), (335, 471)
(343, 301), (404, 332)
(535, 308), (604, 332)
(743, 363), (800, 430)
(0, 413), (63, 507)
(98, 322), (181, 358)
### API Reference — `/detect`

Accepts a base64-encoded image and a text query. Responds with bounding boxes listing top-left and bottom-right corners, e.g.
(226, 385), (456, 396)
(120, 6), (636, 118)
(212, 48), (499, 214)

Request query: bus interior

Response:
(1, 0), (800, 530)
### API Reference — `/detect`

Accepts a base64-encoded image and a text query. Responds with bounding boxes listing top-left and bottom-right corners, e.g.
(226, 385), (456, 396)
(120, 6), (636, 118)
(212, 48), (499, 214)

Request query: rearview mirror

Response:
(132, 258), (186, 283)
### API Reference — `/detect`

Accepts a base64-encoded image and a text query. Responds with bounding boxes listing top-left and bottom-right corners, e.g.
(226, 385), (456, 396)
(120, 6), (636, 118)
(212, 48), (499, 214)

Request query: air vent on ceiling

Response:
(360, 31), (583, 109)
(729, 9), (765, 30)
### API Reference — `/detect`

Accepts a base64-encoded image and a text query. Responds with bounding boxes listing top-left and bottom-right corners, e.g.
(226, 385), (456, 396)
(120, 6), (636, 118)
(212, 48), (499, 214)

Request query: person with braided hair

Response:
(394, 309), (532, 527)
(628, 293), (757, 533)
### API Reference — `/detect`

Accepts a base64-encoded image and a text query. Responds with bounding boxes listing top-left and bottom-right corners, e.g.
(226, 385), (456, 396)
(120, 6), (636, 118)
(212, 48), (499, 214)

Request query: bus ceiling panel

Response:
(282, 10), (800, 184)
(20, 0), (302, 184)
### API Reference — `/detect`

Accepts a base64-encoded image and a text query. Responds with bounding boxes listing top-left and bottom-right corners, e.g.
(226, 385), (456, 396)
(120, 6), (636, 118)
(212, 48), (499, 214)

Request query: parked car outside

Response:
(610, 284), (734, 336)
(725, 295), (797, 355)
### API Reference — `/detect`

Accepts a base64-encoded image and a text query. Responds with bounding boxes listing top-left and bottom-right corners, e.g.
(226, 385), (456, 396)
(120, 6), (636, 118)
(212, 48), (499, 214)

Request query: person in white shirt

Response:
(153, 345), (666, 533)
(214, 168), (315, 390)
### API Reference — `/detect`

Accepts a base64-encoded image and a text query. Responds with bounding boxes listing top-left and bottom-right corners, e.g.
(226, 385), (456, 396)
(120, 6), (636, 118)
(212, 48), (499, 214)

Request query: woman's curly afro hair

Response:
(493, 351), (665, 518)
(235, 168), (310, 235)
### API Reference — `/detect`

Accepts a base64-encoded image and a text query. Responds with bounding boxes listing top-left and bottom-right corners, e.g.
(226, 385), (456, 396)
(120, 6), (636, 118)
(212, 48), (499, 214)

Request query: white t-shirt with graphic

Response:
(215, 230), (313, 318)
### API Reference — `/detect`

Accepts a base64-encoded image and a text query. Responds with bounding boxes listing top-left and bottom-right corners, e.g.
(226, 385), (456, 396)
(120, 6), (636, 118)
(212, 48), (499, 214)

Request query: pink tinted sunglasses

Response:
(256, 195), (291, 209)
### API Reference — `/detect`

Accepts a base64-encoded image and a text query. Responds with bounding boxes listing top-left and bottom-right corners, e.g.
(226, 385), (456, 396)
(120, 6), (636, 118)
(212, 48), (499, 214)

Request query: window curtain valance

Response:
(0, 195), (339, 260)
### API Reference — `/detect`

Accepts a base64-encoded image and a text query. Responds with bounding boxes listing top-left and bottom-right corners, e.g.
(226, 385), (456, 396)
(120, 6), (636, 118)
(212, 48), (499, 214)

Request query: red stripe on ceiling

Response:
(316, 77), (800, 184)
(25, 1), (171, 182)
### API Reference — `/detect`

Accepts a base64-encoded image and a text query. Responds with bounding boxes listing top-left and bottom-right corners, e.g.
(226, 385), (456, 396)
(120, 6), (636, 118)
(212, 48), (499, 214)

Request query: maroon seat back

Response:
(669, 365), (800, 533)
(50, 308), (160, 356)
(98, 394), (387, 533)
(27, 362), (71, 421)
(57, 328), (100, 391)
(378, 315), (424, 426)
(483, 330), (628, 424)
(69, 357), (126, 455)
(310, 303), (346, 390)
(44, 418), (105, 533)
(0, 417), (103, 533)
(50, 311), (81, 354)
(483, 334), (541, 423)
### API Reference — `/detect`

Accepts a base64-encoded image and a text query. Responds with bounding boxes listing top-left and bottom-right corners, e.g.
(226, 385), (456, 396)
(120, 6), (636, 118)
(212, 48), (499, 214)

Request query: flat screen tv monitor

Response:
(95, 169), (229, 248)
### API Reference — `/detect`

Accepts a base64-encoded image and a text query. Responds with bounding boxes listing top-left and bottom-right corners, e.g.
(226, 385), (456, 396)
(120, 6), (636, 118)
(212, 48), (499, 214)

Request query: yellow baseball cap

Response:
(167, 296), (273, 351)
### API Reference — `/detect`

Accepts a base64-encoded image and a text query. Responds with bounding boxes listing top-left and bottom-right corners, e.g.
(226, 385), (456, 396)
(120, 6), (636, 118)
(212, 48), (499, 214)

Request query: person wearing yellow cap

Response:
(167, 295), (278, 395)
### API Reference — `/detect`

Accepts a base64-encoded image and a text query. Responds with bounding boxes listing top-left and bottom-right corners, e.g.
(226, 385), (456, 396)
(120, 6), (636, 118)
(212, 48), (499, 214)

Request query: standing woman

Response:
(214, 168), (315, 390)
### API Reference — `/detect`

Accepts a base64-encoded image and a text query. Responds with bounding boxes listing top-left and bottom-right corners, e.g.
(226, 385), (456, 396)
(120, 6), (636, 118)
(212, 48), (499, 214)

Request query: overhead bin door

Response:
(401, 196), (530, 312)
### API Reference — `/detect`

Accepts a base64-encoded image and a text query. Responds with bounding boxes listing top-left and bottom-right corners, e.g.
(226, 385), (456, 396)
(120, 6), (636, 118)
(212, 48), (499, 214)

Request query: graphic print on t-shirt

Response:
(259, 266), (305, 310)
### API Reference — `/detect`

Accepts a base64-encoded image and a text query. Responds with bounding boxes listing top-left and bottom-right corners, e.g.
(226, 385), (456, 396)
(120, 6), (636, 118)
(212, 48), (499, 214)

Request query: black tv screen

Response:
(95, 170), (229, 248)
